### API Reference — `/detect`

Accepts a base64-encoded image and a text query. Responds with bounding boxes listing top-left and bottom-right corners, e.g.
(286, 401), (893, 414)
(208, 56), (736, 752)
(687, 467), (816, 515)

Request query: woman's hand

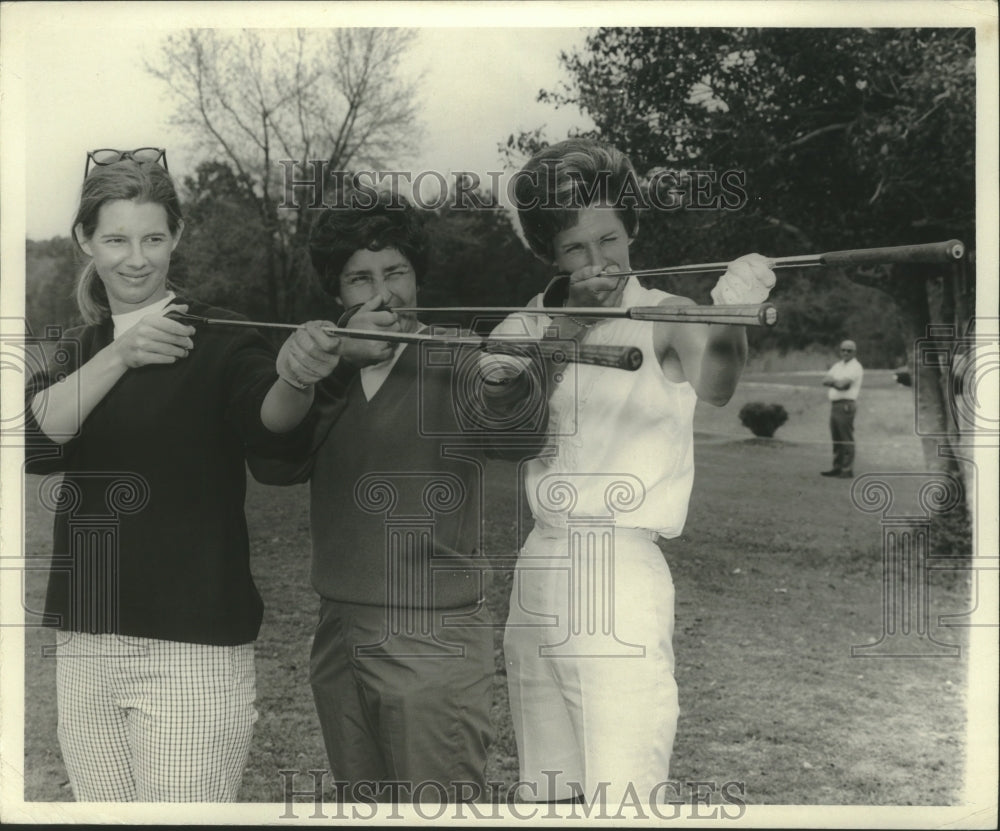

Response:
(109, 305), (196, 369)
(275, 321), (342, 389)
(337, 295), (399, 367)
(263, 321), (340, 432)
(566, 264), (626, 308)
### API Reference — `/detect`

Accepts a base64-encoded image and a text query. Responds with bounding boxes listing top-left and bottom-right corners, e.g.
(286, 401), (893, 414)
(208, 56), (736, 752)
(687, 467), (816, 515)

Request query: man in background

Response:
(821, 339), (864, 478)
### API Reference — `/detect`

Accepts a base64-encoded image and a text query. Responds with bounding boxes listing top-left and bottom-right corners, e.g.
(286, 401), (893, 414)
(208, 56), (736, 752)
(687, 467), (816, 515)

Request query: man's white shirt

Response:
(827, 357), (864, 401)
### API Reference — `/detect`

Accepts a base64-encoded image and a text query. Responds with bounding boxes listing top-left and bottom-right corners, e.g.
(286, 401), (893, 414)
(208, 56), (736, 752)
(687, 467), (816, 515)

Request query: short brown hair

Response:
(513, 138), (641, 261)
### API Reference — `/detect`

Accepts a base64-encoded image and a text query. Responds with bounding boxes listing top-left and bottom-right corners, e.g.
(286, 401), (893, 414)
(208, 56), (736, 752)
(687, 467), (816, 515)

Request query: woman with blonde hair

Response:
(26, 149), (339, 801)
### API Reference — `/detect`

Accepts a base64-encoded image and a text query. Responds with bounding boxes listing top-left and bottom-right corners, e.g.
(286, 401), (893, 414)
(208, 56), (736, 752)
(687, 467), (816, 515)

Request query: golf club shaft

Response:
(397, 303), (777, 327)
(169, 313), (643, 371)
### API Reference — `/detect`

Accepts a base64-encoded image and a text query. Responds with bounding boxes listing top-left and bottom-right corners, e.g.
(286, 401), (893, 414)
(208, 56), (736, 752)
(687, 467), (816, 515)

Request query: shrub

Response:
(739, 402), (789, 438)
(929, 499), (973, 561)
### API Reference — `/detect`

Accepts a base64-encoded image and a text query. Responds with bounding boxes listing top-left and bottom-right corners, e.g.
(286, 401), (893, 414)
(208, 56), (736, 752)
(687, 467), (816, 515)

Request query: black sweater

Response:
(249, 340), (549, 609)
(25, 299), (304, 646)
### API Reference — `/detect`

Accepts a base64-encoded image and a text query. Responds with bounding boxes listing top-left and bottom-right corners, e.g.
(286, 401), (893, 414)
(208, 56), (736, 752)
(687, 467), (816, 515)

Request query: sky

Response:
(8, 1), (993, 241)
(16, 20), (594, 240)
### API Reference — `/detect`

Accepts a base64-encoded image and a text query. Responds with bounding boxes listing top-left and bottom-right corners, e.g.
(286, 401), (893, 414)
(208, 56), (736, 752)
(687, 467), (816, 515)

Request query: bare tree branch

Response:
(782, 122), (852, 151)
(145, 28), (422, 321)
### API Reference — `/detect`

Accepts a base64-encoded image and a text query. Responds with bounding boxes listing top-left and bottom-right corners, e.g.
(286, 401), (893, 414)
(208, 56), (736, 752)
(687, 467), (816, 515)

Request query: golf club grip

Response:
(485, 340), (643, 371)
(629, 303), (778, 327)
(819, 240), (965, 267)
(576, 344), (644, 371)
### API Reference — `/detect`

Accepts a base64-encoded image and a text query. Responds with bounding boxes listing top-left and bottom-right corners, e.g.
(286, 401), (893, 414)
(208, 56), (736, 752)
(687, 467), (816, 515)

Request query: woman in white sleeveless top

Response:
(486, 139), (776, 805)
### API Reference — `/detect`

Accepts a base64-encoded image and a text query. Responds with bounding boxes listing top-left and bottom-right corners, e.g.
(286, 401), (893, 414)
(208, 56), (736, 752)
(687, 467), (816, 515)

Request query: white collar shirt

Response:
(111, 292), (178, 340)
(359, 323), (427, 401)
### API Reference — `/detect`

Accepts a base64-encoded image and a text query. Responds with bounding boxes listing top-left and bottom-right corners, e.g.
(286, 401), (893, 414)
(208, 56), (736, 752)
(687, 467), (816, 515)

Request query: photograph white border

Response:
(2, 1), (997, 826)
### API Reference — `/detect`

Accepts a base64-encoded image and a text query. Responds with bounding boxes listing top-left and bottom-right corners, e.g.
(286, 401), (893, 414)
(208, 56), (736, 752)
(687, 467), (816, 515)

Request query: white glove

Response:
(276, 321), (341, 389)
(710, 253), (776, 305)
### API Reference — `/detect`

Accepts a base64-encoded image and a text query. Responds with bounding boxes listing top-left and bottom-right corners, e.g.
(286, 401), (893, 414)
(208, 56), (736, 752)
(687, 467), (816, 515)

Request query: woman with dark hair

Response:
(25, 150), (338, 801)
(492, 138), (777, 804)
(306, 190), (430, 366)
(249, 191), (548, 803)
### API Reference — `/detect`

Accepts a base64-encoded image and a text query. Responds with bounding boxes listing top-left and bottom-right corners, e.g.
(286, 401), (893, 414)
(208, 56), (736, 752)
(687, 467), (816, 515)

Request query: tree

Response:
(541, 29), (974, 252)
(172, 160), (271, 321)
(25, 237), (81, 334)
(421, 178), (551, 330)
(147, 28), (422, 323)
(527, 28), (975, 473)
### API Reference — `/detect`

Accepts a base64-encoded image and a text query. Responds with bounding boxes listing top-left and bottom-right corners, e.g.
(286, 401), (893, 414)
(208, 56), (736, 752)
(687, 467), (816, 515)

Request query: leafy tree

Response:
(540, 28), (974, 252)
(522, 27), (975, 474)
(147, 28), (421, 323)
(421, 179), (551, 332)
(172, 160), (272, 321)
(25, 237), (81, 334)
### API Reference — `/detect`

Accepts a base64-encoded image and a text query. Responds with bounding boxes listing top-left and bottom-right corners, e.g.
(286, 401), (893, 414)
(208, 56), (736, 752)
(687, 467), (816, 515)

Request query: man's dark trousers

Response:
(830, 399), (856, 472)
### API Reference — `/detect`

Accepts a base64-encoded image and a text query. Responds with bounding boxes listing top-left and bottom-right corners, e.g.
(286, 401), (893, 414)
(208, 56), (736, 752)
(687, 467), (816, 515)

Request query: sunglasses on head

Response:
(84, 147), (168, 179)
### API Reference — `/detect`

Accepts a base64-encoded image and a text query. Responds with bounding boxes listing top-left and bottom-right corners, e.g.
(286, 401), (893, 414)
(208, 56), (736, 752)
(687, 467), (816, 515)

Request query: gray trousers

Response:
(309, 597), (494, 802)
(830, 400), (857, 471)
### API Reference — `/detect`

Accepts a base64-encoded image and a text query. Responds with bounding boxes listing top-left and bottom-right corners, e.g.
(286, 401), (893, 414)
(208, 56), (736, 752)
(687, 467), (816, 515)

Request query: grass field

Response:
(19, 370), (978, 808)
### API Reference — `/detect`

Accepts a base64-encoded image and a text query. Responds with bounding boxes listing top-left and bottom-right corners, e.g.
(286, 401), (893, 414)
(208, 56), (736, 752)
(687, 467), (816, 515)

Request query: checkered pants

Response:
(55, 633), (257, 802)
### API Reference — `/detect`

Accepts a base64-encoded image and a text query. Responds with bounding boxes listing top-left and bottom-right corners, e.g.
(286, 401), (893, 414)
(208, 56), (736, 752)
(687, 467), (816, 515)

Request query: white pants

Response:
(504, 525), (678, 803)
(55, 633), (257, 802)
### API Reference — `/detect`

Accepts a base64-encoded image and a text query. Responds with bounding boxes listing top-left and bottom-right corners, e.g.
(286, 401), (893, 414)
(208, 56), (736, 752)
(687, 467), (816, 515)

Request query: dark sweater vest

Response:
(247, 337), (549, 610)
(308, 344), (494, 609)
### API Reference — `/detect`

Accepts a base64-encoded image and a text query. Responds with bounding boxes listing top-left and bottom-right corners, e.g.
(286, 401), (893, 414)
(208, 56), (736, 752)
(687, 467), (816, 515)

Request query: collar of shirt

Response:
(111, 292), (178, 340)
(359, 323), (427, 401)
(619, 275), (644, 307)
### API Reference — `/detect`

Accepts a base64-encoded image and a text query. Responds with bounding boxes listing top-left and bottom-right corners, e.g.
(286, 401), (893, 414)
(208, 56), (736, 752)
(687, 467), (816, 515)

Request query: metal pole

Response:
(396, 303), (777, 327)
(167, 313), (644, 371)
